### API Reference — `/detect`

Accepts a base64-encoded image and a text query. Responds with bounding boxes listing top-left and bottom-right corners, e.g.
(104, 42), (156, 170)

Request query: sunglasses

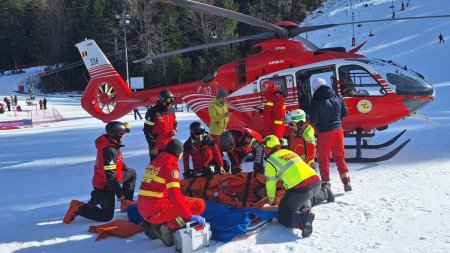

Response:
(193, 131), (205, 136)
(165, 97), (175, 103)
(289, 121), (304, 127)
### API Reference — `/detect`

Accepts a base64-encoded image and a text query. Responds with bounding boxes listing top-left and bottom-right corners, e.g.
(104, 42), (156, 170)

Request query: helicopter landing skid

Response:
(344, 129), (410, 163)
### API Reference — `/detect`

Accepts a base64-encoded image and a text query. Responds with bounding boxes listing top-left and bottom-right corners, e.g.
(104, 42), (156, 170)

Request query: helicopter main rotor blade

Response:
(133, 32), (275, 63)
(297, 14), (450, 34)
(159, 0), (288, 38)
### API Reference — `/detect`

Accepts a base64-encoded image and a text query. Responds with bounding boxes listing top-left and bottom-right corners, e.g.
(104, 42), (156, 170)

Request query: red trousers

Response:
(317, 129), (350, 183)
(138, 196), (205, 230)
(210, 134), (221, 151)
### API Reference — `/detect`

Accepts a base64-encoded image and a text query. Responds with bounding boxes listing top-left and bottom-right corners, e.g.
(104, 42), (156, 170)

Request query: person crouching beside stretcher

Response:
(137, 139), (207, 247)
(263, 135), (329, 238)
(219, 126), (264, 174)
(182, 122), (228, 178)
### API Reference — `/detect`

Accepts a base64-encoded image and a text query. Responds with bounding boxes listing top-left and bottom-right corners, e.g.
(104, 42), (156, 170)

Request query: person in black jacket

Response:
(309, 78), (352, 192)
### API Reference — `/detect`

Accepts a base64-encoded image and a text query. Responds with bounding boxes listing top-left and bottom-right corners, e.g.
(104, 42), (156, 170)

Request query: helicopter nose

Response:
(402, 97), (433, 114)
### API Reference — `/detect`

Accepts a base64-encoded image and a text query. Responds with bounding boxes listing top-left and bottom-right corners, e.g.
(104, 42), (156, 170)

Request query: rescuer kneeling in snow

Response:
(263, 135), (326, 238)
(63, 121), (137, 224)
(137, 139), (206, 247)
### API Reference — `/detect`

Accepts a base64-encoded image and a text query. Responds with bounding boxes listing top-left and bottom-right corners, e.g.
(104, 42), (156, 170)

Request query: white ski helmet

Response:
(289, 109), (306, 123)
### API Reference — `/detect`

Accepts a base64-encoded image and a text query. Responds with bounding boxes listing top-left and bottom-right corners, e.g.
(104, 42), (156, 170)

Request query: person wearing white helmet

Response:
(309, 78), (351, 192)
(286, 109), (316, 168)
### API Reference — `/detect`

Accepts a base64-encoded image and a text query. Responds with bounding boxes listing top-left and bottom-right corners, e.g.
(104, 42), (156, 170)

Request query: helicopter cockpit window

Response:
(353, 58), (434, 96)
(338, 65), (385, 97)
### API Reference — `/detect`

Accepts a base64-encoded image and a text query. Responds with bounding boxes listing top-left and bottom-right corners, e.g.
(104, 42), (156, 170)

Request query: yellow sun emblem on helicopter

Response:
(357, 99), (372, 114)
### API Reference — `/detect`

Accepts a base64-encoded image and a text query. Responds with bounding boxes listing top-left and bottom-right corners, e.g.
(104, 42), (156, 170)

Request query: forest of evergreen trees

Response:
(0, 0), (323, 91)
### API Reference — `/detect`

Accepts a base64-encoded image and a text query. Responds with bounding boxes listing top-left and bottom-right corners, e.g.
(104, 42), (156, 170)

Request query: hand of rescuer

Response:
(150, 147), (158, 156)
(189, 215), (206, 227)
(169, 129), (177, 136)
(219, 166), (226, 174)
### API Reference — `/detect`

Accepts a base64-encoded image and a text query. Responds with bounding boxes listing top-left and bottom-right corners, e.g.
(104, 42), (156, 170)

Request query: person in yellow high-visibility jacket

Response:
(263, 135), (332, 238)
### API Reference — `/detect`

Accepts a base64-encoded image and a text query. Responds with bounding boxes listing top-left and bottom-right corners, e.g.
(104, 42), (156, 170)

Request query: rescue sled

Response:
(180, 172), (286, 209)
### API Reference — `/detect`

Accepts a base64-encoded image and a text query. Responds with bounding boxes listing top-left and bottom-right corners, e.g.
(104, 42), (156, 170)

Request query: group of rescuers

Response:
(64, 77), (351, 246)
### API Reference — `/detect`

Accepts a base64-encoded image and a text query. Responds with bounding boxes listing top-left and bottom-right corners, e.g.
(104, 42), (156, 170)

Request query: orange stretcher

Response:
(180, 172), (286, 209)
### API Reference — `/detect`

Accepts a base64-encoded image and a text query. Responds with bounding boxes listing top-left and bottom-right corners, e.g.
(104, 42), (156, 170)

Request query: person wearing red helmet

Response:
(143, 90), (177, 161)
(261, 80), (286, 138)
(138, 139), (206, 247)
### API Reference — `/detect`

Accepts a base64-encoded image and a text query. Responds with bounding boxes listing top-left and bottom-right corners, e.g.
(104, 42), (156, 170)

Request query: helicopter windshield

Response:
(352, 58), (434, 96)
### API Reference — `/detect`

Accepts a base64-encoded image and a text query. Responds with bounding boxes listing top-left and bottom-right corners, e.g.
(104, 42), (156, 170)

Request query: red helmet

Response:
(262, 80), (277, 93)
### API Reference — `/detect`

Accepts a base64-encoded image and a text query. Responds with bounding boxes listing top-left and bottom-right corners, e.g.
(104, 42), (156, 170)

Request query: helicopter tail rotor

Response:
(76, 39), (138, 122)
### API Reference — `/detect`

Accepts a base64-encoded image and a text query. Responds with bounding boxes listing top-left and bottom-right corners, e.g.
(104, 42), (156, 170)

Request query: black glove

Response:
(183, 169), (195, 178)
(201, 166), (214, 176)
(253, 163), (264, 174)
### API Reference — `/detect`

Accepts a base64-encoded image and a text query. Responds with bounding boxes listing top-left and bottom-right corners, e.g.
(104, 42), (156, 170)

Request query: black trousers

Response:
(277, 180), (321, 229)
(78, 168), (136, 222)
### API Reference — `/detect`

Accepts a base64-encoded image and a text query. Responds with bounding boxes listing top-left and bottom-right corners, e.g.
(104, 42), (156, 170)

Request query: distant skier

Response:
(3, 97), (11, 111)
(439, 33), (445, 43)
(43, 97), (47, 110)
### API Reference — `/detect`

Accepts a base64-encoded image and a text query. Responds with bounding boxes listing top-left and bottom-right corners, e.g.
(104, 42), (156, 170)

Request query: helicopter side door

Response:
(295, 65), (336, 116)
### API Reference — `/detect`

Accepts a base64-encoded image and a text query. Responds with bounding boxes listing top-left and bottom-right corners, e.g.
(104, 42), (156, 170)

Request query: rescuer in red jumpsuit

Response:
(261, 80), (286, 138)
(137, 139), (206, 247)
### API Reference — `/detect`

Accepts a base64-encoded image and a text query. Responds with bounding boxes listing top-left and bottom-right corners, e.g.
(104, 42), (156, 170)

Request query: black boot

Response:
(140, 221), (158, 240)
(299, 210), (315, 238)
(344, 182), (352, 192)
(321, 183), (335, 202)
(156, 223), (175, 246)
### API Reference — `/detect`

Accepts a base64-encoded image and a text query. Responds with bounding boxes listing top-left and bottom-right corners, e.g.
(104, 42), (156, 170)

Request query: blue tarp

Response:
(202, 200), (278, 242)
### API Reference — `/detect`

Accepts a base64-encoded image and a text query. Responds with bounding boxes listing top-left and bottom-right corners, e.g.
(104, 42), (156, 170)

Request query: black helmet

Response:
(189, 121), (206, 135)
(165, 139), (183, 157)
(157, 90), (175, 103)
(220, 131), (234, 151)
(105, 121), (130, 140)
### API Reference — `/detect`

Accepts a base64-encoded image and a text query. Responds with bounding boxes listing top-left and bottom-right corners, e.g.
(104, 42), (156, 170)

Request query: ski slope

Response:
(1, 0), (450, 252)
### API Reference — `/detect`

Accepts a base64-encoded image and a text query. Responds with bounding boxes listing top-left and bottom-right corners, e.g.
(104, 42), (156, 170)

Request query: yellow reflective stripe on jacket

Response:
(264, 162), (278, 201)
(266, 149), (317, 190)
(139, 189), (164, 198)
(144, 119), (154, 126)
(143, 174), (166, 184)
(104, 164), (116, 170)
(274, 120), (283, 125)
(166, 182), (180, 188)
(266, 102), (273, 106)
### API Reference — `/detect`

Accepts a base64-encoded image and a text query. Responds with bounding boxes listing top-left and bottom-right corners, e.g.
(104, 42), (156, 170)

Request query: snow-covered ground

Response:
(1, 0), (449, 252)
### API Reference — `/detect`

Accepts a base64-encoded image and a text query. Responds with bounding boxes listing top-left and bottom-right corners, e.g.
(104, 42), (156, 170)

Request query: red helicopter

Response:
(76, 0), (446, 162)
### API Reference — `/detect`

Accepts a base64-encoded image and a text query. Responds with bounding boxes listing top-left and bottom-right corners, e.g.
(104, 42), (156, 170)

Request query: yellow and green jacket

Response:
(265, 149), (319, 201)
